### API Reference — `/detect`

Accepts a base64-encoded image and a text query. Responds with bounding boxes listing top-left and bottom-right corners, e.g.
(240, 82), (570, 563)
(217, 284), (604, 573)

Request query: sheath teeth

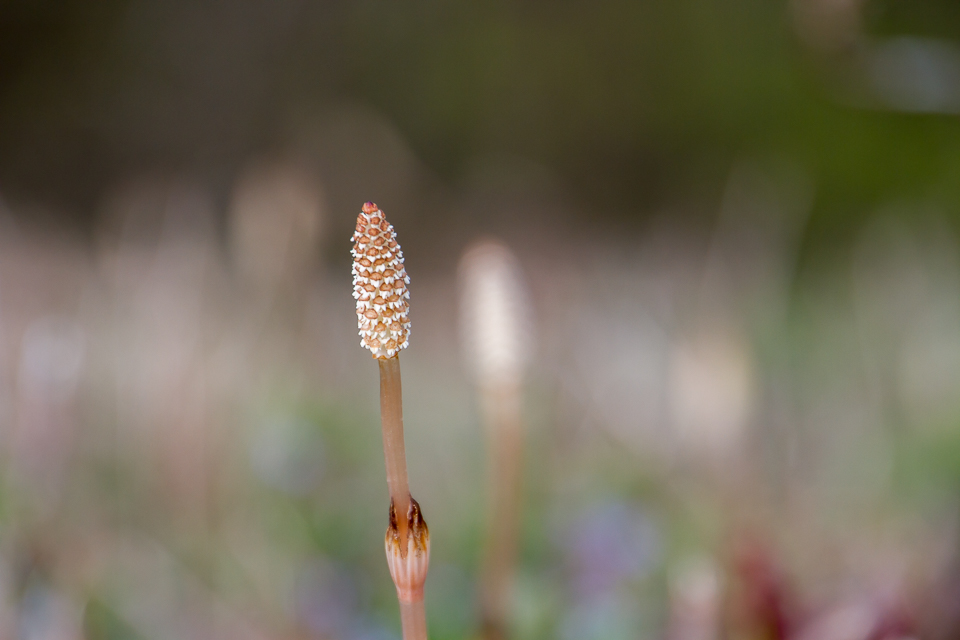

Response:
(385, 496), (430, 603)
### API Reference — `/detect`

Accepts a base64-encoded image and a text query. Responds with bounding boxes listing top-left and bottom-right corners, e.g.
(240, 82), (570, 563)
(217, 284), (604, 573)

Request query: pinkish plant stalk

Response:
(459, 240), (531, 640)
(352, 201), (429, 640)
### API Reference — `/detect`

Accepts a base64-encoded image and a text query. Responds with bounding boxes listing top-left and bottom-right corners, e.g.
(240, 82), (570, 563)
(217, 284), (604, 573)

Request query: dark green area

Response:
(1, 0), (959, 249)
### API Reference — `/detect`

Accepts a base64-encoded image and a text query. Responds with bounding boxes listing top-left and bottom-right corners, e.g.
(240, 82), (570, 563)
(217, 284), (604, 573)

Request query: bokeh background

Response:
(1, 0), (960, 638)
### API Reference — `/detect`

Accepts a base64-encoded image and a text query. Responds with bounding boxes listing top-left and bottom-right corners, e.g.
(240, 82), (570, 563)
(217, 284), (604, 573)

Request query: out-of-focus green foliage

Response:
(1, 0), (960, 241)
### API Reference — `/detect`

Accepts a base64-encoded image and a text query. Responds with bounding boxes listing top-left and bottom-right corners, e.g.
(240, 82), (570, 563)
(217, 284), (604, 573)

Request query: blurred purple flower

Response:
(562, 501), (661, 600)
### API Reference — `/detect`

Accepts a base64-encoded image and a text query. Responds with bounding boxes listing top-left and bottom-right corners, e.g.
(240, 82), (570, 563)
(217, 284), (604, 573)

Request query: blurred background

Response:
(1, 0), (960, 638)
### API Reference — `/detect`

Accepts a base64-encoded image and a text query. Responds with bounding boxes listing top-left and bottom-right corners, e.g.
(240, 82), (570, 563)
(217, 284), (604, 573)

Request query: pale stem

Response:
(400, 600), (428, 640)
(479, 381), (523, 640)
(379, 355), (411, 546)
